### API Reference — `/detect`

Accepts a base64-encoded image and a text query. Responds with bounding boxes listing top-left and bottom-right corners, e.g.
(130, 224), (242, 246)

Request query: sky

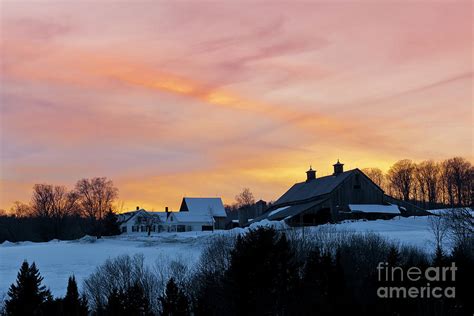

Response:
(0, 0), (472, 212)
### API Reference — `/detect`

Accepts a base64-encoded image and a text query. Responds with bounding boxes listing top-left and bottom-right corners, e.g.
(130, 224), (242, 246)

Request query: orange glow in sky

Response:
(0, 1), (472, 212)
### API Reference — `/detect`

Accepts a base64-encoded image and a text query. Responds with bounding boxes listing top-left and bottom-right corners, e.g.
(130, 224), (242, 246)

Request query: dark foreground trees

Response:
(4, 227), (474, 316)
(5, 261), (52, 315)
(0, 177), (120, 243)
(4, 262), (88, 316)
(159, 278), (189, 316)
(61, 276), (88, 316)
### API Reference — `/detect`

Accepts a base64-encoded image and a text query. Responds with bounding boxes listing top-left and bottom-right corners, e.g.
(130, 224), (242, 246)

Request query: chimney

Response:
(136, 206), (140, 211)
(306, 166), (316, 182)
(165, 207), (169, 218)
(333, 159), (344, 175)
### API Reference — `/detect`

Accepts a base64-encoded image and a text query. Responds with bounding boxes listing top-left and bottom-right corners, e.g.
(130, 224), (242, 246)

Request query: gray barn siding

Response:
(328, 170), (385, 220)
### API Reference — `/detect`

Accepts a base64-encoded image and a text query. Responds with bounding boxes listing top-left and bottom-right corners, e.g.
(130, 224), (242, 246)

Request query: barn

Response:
(252, 160), (421, 226)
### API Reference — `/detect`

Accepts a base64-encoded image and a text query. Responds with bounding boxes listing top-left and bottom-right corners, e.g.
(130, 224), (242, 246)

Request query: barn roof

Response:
(248, 198), (328, 224)
(268, 199), (328, 220)
(274, 169), (356, 206)
(180, 197), (227, 217)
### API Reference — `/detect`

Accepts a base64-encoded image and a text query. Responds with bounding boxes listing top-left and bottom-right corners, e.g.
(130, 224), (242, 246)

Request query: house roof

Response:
(274, 170), (356, 206)
(172, 212), (215, 224)
(117, 209), (148, 224)
(349, 204), (400, 214)
(181, 197), (226, 217)
(147, 211), (169, 221)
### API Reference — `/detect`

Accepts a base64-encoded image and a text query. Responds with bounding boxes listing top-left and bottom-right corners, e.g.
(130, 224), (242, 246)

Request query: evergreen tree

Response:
(5, 261), (52, 316)
(102, 209), (120, 236)
(63, 276), (88, 316)
(124, 283), (152, 316)
(387, 245), (401, 266)
(299, 248), (323, 314)
(160, 278), (190, 316)
(223, 227), (298, 315)
(104, 284), (152, 316)
(104, 288), (126, 316)
(433, 245), (446, 266)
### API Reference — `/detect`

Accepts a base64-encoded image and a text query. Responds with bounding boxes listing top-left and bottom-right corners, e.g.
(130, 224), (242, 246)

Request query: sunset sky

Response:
(0, 1), (472, 212)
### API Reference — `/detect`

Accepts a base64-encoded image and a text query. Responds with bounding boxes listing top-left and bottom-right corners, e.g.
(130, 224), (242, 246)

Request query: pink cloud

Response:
(0, 1), (472, 210)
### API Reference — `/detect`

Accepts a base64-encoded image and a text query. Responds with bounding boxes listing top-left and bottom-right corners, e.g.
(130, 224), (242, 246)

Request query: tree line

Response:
(0, 177), (120, 242)
(363, 156), (473, 209)
(2, 225), (473, 316)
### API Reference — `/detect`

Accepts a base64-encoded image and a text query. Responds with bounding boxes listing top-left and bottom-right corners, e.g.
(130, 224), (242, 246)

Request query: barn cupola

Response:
(306, 166), (316, 182)
(333, 159), (344, 175)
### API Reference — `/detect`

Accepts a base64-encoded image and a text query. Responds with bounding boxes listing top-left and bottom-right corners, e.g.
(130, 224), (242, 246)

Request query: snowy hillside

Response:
(0, 215), (438, 298)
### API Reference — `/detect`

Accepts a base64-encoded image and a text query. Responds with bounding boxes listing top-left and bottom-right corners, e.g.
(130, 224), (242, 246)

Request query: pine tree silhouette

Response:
(223, 227), (298, 315)
(5, 260), (52, 316)
(63, 275), (88, 316)
(433, 245), (446, 266)
(102, 209), (120, 236)
(386, 245), (401, 266)
(160, 277), (190, 316)
(104, 283), (152, 316)
(104, 288), (126, 316)
(124, 283), (152, 316)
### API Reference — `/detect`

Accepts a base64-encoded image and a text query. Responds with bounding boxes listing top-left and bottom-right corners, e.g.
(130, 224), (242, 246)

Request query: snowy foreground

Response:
(0, 215), (437, 297)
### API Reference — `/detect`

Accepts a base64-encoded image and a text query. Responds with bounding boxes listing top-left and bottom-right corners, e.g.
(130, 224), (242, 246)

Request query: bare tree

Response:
(235, 188), (255, 208)
(75, 177), (118, 238)
(75, 177), (118, 220)
(414, 160), (440, 208)
(10, 201), (31, 217)
(444, 208), (474, 245)
(31, 184), (54, 218)
(50, 186), (80, 219)
(387, 159), (415, 202)
(30, 184), (80, 238)
(361, 168), (385, 190)
(441, 157), (472, 207)
(428, 213), (448, 252)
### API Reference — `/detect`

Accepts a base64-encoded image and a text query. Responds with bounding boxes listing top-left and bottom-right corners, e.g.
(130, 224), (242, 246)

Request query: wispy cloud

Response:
(0, 1), (472, 211)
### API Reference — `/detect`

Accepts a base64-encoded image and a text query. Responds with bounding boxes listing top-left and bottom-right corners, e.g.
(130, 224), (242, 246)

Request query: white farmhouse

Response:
(117, 197), (228, 234)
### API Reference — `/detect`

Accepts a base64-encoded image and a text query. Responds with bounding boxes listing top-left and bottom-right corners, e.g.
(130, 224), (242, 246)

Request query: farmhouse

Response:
(117, 197), (227, 233)
(251, 160), (421, 226)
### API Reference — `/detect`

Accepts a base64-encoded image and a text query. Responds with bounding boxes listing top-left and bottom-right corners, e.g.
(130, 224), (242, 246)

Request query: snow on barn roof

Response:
(180, 197), (226, 217)
(268, 206), (291, 217)
(349, 204), (400, 214)
(248, 199), (328, 224)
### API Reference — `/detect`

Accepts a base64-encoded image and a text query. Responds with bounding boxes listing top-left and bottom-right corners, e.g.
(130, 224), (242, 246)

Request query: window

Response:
(132, 226), (138, 232)
(121, 226), (127, 233)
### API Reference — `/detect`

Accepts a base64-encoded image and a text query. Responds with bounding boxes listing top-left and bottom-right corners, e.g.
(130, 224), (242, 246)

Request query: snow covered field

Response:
(0, 215), (438, 298)
(332, 215), (438, 250)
